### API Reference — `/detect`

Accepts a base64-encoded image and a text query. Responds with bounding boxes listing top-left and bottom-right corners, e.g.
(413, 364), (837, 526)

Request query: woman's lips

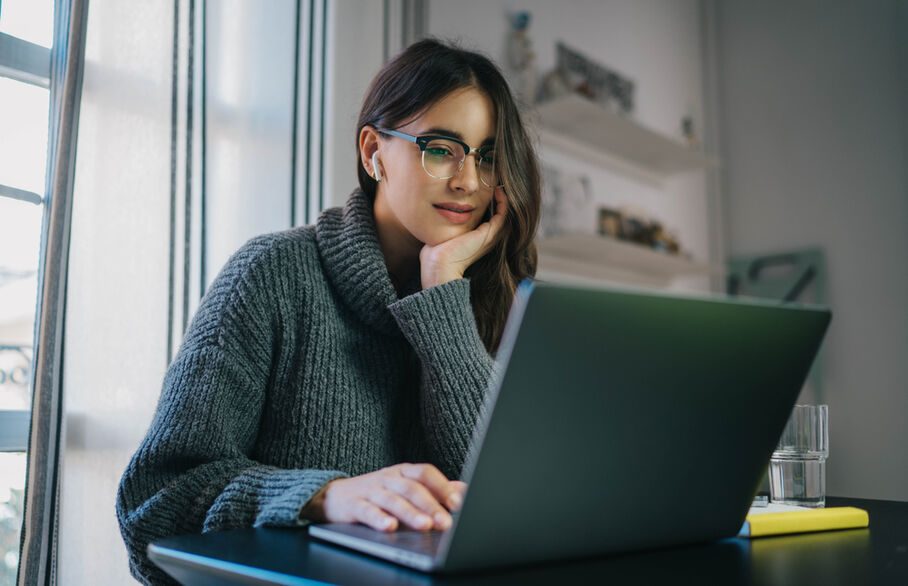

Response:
(433, 203), (475, 224)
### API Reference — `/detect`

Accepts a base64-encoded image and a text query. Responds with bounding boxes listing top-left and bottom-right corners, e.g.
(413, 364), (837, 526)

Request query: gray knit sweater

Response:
(116, 189), (495, 585)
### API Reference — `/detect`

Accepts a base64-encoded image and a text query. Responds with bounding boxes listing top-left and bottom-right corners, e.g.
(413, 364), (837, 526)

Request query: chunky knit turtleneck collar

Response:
(315, 189), (420, 335)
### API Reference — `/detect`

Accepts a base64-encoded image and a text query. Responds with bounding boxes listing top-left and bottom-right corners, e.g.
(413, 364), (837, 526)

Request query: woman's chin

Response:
(420, 226), (474, 247)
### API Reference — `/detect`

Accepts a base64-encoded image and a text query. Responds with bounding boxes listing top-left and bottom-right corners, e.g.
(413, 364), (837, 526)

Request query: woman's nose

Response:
(448, 153), (481, 193)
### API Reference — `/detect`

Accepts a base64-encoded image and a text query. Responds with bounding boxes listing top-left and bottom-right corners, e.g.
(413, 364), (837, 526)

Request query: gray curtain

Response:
(17, 0), (89, 584)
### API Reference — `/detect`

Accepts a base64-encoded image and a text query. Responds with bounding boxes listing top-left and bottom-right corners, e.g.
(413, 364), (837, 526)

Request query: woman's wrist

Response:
(299, 480), (335, 522)
(419, 249), (464, 289)
(421, 268), (463, 289)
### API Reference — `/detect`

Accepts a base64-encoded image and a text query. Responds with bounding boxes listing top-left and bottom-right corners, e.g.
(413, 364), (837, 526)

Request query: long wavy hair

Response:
(356, 38), (541, 354)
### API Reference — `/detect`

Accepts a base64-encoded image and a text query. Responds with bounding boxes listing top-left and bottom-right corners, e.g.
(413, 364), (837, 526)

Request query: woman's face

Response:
(371, 87), (498, 250)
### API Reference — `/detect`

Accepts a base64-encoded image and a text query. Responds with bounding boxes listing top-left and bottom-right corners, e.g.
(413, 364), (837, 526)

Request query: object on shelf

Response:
(681, 116), (700, 150)
(597, 207), (623, 239)
(506, 12), (537, 108)
(597, 206), (683, 256)
(537, 42), (634, 115)
(650, 223), (681, 255)
(540, 165), (592, 238)
(538, 67), (572, 104)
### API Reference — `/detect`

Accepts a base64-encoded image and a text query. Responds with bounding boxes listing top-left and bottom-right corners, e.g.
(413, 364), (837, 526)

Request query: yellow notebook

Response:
(738, 506), (869, 538)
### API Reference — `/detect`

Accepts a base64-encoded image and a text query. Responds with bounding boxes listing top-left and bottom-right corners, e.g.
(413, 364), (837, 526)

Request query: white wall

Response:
(716, 0), (908, 500)
(426, 0), (717, 292)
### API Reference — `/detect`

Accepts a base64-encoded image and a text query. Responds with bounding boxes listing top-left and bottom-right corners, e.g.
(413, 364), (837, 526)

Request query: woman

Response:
(117, 37), (540, 584)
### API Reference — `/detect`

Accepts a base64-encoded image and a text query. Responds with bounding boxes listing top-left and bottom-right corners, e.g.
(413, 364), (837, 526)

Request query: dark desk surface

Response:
(150, 497), (908, 586)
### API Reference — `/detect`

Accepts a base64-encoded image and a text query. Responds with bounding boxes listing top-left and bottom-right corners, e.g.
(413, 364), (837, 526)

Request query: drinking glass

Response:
(769, 404), (828, 507)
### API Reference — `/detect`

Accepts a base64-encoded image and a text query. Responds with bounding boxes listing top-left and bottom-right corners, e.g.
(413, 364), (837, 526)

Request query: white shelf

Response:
(535, 94), (717, 183)
(537, 234), (724, 288)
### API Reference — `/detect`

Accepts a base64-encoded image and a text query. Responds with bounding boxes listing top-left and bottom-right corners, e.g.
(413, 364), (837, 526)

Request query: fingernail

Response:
(434, 512), (452, 530)
(381, 517), (394, 529)
(416, 514), (432, 528)
(448, 492), (463, 510)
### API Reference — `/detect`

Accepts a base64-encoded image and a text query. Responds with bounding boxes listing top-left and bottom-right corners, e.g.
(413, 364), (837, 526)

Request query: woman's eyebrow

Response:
(422, 127), (496, 147)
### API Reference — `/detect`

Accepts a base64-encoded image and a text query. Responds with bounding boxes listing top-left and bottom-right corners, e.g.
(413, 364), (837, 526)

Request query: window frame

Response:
(0, 29), (50, 453)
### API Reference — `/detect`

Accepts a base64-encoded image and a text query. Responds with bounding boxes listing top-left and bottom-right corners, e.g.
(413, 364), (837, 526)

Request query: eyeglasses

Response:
(376, 128), (503, 189)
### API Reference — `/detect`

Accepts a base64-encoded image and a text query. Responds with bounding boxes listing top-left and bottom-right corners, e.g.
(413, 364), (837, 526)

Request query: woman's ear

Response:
(359, 126), (383, 181)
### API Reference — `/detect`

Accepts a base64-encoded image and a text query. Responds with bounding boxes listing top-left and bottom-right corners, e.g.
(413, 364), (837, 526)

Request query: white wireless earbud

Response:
(371, 152), (383, 182)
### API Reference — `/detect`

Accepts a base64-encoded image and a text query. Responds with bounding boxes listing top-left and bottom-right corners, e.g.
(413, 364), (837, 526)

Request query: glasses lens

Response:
(478, 149), (502, 188)
(422, 139), (464, 179)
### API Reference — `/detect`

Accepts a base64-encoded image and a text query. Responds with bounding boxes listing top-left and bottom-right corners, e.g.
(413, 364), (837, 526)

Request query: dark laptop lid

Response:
(441, 281), (831, 571)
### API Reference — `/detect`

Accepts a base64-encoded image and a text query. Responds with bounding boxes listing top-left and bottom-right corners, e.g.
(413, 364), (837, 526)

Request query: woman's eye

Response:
(426, 147), (453, 158)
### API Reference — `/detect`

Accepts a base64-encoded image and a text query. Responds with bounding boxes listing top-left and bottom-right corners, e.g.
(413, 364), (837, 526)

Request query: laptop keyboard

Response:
(377, 529), (445, 555)
(310, 523), (447, 558)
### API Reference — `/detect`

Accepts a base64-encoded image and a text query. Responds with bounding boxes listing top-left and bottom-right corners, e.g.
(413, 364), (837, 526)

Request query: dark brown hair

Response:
(356, 38), (541, 354)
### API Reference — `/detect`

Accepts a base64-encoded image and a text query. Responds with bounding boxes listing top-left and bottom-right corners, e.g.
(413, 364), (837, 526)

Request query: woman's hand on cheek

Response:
(419, 188), (507, 289)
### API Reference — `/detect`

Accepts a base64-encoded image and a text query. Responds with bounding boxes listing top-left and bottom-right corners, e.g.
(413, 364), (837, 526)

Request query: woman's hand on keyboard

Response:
(300, 463), (467, 532)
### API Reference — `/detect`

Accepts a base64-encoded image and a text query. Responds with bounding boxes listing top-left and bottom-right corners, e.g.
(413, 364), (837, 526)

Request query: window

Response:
(0, 0), (54, 582)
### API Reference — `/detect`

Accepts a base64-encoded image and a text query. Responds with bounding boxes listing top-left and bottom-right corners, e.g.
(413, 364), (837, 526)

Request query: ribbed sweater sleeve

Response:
(387, 278), (495, 480)
(116, 237), (346, 586)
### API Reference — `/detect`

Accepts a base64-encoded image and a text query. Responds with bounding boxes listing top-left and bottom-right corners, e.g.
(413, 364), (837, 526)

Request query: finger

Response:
(383, 476), (452, 530)
(451, 481), (467, 496)
(484, 189), (506, 223)
(494, 188), (508, 217)
(398, 464), (462, 513)
(445, 481), (467, 512)
(486, 189), (507, 231)
(482, 209), (505, 250)
(370, 487), (438, 531)
(353, 499), (399, 532)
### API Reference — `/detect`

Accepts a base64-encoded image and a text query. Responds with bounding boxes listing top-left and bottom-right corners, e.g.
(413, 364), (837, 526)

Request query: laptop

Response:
(310, 280), (832, 573)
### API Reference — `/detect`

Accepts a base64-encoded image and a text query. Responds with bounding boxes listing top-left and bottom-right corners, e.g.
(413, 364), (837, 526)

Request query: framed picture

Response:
(556, 42), (635, 114)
